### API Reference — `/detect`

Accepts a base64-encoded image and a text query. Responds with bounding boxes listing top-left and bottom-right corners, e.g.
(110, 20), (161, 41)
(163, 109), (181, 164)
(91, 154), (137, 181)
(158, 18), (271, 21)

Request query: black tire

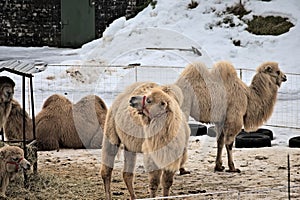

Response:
(235, 133), (271, 148)
(189, 124), (207, 136)
(256, 128), (274, 140)
(207, 126), (217, 137)
(237, 128), (274, 140)
(289, 136), (300, 148)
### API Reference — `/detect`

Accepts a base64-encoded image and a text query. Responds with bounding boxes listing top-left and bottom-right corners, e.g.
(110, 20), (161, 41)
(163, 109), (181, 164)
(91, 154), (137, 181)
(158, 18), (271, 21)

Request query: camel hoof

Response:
(226, 168), (241, 173)
(179, 168), (191, 175)
(214, 166), (225, 172)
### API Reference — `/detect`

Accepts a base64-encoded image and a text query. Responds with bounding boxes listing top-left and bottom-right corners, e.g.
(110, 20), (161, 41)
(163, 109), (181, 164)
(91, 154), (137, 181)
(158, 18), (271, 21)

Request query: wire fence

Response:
(3, 64), (299, 129)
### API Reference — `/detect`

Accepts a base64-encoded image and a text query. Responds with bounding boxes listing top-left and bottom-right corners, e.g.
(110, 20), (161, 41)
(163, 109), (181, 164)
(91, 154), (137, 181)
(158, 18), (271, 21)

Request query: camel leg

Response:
(100, 138), (120, 200)
(162, 170), (176, 197)
(225, 140), (241, 173)
(123, 149), (137, 200)
(0, 175), (9, 198)
(215, 131), (225, 172)
(148, 170), (162, 198)
(179, 148), (190, 175)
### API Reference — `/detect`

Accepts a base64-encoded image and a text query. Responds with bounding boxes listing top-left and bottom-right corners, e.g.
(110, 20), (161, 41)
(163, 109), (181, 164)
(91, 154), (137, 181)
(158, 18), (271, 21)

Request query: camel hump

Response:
(76, 94), (107, 110)
(211, 61), (238, 81)
(43, 94), (71, 107)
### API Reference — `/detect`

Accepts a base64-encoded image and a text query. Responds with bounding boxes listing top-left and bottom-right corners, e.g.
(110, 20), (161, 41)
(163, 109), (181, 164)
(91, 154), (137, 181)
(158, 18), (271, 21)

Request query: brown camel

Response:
(101, 82), (189, 200)
(36, 94), (107, 150)
(4, 99), (33, 141)
(0, 76), (15, 131)
(175, 61), (287, 172)
(0, 145), (31, 197)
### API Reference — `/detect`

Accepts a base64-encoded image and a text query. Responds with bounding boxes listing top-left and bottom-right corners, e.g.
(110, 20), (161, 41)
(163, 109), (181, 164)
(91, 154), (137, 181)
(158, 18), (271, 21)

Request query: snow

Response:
(0, 0), (300, 147)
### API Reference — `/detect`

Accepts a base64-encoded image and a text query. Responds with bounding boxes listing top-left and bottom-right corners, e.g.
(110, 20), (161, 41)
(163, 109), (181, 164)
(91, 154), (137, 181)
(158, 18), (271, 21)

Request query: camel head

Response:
(0, 146), (31, 173)
(257, 62), (287, 87)
(0, 76), (15, 103)
(130, 88), (170, 119)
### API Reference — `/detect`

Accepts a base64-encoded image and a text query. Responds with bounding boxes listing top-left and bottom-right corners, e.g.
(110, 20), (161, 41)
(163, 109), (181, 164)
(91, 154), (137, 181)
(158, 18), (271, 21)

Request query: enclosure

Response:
(2, 64), (300, 199)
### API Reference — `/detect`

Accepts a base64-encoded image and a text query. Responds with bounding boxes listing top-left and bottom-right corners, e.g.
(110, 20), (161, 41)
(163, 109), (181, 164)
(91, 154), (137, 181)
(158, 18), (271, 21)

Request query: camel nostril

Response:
(283, 75), (287, 82)
(130, 96), (136, 103)
(129, 97), (137, 107)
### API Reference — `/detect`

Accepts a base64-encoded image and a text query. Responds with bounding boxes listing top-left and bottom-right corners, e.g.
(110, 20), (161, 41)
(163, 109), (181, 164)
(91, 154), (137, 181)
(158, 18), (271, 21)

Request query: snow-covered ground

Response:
(0, 0), (299, 147)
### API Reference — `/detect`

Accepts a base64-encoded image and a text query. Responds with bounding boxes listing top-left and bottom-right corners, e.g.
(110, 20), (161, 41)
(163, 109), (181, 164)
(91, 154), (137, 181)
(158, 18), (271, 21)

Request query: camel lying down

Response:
(0, 145), (31, 197)
(101, 82), (189, 200)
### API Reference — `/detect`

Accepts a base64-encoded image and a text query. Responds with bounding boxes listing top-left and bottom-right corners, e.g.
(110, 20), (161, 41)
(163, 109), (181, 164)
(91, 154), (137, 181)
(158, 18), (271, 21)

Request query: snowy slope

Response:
(74, 0), (300, 73)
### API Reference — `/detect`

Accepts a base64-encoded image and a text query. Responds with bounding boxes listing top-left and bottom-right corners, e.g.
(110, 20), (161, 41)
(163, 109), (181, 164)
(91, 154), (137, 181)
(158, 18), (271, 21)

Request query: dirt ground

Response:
(5, 137), (300, 200)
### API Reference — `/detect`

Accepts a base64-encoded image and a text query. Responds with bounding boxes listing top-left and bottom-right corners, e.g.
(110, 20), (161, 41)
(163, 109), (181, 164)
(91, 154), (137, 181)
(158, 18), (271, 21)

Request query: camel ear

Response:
(265, 65), (273, 73)
(160, 101), (168, 110)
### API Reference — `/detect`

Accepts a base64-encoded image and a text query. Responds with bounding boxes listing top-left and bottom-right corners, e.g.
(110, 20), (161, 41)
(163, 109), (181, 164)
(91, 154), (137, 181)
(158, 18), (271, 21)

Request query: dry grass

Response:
(3, 145), (300, 200)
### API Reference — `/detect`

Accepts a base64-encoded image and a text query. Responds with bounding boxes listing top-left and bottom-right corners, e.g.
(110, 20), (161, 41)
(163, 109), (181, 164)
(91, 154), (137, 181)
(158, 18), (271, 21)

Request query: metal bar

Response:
(22, 76), (28, 188)
(30, 76), (38, 173)
(288, 154), (291, 200)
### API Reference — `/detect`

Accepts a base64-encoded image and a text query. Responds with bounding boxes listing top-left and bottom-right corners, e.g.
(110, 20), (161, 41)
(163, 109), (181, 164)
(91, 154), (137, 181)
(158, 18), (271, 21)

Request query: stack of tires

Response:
(188, 123), (207, 136)
(235, 128), (273, 148)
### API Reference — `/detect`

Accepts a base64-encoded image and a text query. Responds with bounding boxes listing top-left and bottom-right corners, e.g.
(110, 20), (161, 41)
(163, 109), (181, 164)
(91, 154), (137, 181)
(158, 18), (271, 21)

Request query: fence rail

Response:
(3, 64), (299, 129)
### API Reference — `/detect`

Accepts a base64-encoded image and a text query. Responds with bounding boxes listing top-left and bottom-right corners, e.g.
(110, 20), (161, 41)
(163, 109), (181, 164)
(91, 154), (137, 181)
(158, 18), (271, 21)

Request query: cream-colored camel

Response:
(4, 99), (33, 141)
(0, 76), (15, 131)
(101, 82), (189, 200)
(0, 145), (31, 197)
(175, 61), (287, 172)
(129, 87), (190, 197)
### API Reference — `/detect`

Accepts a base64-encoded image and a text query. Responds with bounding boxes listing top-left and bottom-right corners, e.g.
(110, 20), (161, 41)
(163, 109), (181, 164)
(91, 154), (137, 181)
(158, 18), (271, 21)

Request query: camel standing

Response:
(101, 82), (188, 200)
(129, 87), (190, 197)
(175, 61), (287, 172)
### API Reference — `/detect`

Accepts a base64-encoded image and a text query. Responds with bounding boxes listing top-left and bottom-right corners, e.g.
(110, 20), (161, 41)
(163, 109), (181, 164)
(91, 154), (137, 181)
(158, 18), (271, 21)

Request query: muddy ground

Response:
(5, 137), (300, 200)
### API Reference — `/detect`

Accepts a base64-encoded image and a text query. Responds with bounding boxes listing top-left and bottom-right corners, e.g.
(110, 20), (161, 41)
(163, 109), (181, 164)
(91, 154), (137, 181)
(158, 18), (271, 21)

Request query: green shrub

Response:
(246, 15), (294, 35)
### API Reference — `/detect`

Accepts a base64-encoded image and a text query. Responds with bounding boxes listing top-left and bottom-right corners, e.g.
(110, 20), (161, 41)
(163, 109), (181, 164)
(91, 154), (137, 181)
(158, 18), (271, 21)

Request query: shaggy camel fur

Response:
(101, 82), (189, 200)
(0, 76), (15, 130)
(0, 145), (31, 197)
(129, 88), (190, 197)
(4, 99), (33, 141)
(36, 94), (107, 150)
(176, 61), (287, 172)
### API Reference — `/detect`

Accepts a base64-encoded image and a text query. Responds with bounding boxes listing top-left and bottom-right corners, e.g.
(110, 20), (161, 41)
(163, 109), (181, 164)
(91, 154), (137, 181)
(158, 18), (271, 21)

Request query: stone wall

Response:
(0, 0), (61, 47)
(0, 0), (149, 47)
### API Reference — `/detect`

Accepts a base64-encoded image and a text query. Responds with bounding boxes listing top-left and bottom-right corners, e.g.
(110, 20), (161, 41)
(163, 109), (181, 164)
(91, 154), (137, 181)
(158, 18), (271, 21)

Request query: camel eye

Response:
(276, 71), (280, 75)
(160, 101), (165, 106)
(146, 98), (152, 104)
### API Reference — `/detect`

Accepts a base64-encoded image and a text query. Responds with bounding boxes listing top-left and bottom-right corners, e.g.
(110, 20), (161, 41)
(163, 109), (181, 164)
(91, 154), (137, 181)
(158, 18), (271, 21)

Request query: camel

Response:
(101, 82), (189, 200)
(0, 76), (15, 131)
(0, 145), (31, 197)
(175, 61), (287, 172)
(129, 87), (190, 197)
(4, 99), (33, 141)
(36, 94), (107, 150)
